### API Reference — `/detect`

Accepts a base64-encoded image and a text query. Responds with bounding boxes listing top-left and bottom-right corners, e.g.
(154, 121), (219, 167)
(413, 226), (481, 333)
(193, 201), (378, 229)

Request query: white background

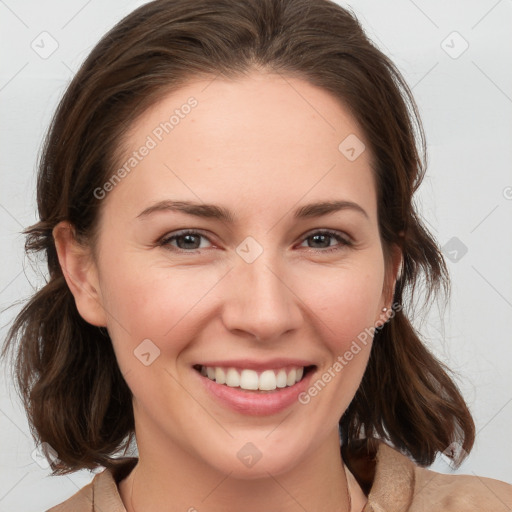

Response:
(1, 1), (511, 510)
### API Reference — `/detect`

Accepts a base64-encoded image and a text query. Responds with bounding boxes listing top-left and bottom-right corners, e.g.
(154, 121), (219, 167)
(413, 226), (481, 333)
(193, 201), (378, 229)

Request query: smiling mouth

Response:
(193, 364), (316, 392)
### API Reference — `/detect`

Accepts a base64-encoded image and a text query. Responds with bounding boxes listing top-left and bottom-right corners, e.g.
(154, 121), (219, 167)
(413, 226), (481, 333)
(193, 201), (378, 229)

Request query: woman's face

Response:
(73, 71), (398, 477)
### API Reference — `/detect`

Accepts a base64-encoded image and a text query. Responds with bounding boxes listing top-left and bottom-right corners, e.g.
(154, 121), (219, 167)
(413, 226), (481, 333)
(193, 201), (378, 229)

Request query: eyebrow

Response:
(137, 199), (369, 222)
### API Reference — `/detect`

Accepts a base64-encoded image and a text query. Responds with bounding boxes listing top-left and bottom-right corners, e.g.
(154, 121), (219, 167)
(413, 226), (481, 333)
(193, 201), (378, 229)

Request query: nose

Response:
(221, 252), (303, 342)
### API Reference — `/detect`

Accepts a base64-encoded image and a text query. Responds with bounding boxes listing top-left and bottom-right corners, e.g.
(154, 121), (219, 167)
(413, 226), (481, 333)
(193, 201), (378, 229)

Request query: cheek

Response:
(97, 255), (222, 369)
(297, 258), (385, 346)
(293, 260), (383, 411)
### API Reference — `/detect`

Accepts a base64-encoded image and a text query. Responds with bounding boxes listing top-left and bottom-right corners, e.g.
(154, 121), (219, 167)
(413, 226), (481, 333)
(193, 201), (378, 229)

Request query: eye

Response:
(159, 230), (213, 251)
(298, 230), (352, 253)
(158, 228), (352, 254)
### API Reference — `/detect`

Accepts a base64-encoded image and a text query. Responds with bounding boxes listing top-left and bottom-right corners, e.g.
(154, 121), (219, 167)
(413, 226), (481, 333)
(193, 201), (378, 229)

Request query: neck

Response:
(120, 421), (353, 512)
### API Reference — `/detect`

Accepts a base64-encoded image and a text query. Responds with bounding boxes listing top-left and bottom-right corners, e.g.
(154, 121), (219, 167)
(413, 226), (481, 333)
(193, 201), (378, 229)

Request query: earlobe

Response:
(52, 221), (107, 327)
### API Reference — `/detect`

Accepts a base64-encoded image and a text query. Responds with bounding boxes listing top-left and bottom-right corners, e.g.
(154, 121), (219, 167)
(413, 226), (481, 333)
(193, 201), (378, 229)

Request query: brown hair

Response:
(3, 0), (474, 474)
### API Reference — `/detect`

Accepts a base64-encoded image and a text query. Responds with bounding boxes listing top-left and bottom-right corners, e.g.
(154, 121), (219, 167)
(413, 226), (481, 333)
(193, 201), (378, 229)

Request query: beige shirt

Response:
(47, 439), (512, 511)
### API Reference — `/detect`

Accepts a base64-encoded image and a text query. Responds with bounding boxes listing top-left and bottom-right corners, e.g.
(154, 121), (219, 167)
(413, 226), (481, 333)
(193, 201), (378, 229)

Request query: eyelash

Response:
(158, 229), (352, 254)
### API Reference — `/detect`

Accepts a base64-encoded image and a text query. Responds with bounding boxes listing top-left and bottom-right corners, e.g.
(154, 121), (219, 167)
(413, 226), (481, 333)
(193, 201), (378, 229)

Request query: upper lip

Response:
(194, 358), (316, 371)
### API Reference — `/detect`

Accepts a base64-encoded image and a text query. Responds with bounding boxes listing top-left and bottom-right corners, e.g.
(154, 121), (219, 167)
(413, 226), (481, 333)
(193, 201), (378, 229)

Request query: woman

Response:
(3, 0), (511, 510)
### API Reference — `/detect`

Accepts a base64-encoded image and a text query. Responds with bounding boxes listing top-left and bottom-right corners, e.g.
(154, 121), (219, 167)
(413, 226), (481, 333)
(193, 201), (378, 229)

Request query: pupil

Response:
(311, 234), (329, 248)
(179, 234), (199, 249)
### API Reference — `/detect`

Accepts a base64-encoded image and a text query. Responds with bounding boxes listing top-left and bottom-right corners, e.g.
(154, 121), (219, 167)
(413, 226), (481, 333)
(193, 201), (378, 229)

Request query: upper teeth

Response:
(200, 366), (304, 391)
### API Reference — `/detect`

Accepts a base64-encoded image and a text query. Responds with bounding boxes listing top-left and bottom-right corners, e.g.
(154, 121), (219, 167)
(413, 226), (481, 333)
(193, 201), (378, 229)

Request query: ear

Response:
(53, 221), (107, 327)
(375, 242), (403, 324)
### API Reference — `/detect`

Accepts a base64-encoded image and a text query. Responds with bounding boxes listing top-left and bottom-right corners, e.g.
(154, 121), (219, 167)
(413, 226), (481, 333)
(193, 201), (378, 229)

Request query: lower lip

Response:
(195, 368), (315, 416)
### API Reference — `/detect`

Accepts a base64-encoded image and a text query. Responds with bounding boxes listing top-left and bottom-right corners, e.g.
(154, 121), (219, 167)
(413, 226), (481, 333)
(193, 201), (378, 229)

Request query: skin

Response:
(54, 70), (401, 512)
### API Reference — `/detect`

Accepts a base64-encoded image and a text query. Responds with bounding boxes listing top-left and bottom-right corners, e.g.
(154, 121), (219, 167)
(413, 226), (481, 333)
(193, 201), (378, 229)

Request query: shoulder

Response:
(46, 478), (94, 512)
(46, 459), (137, 512)
(412, 465), (512, 511)
(342, 439), (512, 512)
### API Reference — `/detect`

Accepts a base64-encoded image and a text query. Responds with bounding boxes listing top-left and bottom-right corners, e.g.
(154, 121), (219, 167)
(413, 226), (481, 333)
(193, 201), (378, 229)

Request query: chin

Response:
(199, 432), (311, 480)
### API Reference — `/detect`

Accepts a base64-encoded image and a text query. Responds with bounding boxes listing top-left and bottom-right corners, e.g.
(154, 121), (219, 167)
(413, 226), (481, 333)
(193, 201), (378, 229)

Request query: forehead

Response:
(104, 71), (376, 224)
